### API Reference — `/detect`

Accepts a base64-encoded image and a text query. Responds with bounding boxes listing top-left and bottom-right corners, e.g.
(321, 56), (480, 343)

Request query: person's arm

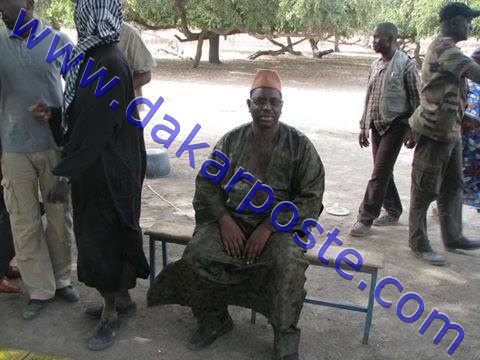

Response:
(28, 100), (61, 123)
(193, 139), (247, 258)
(405, 59), (421, 114)
(192, 138), (230, 225)
(244, 138), (324, 263)
(402, 59), (422, 148)
(360, 70), (373, 131)
(120, 23), (156, 90)
(464, 62), (480, 84)
(445, 48), (480, 84)
(133, 70), (151, 90)
(359, 65), (375, 148)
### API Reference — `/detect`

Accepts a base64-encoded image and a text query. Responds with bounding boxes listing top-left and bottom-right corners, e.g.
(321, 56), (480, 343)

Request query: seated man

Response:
(148, 70), (325, 360)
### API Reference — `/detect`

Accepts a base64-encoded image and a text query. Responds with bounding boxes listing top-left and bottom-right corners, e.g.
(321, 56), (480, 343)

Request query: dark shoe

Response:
(273, 353), (304, 360)
(373, 213), (399, 226)
(6, 266), (21, 279)
(413, 249), (446, 266)
(445, 238), (480, 252)
(55, 286), (79, 302)
(280, 353), (300, 360)
(188, 316), (234, 350)
(87, 317), (120, 351)
(84, 303), (137, 320)
(22, 298), (53, 320)
(349, 221), (371, 237)
(0, 277), (21, 293)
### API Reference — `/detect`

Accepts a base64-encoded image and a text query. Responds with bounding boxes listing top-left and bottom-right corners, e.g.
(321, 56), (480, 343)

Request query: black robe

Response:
(53, 43), (149, 292)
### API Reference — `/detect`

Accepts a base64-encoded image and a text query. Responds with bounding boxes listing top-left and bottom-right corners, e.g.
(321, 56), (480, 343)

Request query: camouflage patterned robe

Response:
(148, 122), (324, 357)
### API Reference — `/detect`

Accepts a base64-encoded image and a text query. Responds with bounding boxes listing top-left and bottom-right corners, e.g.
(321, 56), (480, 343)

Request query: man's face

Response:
(0, 0), (30, 30)
(450, 15), (473, 41)
(247, 88), (283, 130)
(372, 28), (393, 54)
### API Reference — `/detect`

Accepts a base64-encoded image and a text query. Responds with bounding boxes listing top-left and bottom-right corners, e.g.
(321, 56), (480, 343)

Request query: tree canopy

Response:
(26, 0), (480, 67)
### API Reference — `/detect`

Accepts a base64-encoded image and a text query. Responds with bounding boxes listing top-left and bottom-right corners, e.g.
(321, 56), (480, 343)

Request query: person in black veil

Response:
(31, 0), (149, 350)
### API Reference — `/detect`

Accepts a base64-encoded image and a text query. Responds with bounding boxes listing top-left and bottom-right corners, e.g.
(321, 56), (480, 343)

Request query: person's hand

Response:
(28, 99), (51, 123)
(358, 130), (369, 148)
(403, 128), (416, 149)
(218, 214), (246, 258)
(47, 178), (70, 204)
(243, 224), (272, 265)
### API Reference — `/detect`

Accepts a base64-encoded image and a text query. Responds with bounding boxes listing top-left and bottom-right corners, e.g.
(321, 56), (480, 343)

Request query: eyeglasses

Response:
(250, 97), (283, 107)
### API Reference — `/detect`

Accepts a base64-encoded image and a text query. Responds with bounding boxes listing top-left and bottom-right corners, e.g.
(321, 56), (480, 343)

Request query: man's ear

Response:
(247, 98), (254, 114)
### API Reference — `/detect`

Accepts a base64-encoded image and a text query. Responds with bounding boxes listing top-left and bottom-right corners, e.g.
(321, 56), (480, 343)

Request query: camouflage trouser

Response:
(147, 222), (309, 359)
(409, 135), (464, 251)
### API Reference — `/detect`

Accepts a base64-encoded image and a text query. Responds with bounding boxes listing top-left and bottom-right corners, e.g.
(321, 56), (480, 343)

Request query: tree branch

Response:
(174, 0), (196, 39)
(248, 37), (306, 60)
(192, 30), (208, 68)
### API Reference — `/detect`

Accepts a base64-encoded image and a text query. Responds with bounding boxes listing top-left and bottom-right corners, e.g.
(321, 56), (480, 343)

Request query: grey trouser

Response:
(409, 135), (464, 251)
(1, 151), (74, 299)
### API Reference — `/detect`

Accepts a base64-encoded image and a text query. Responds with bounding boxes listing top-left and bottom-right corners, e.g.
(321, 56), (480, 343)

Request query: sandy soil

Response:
(1, 32), (479, 360)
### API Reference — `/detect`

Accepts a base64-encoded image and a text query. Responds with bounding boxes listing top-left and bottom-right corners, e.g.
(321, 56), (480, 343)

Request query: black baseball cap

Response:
(440, 2), (480, 22)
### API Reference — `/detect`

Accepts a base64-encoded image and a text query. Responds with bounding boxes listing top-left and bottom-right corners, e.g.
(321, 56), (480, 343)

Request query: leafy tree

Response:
(128, 0), (278, 67)
(273, 0), (372, 54)
(35, 0), (74, 29)
(34, 0), (480, 68)
(124, 0), (179, 29)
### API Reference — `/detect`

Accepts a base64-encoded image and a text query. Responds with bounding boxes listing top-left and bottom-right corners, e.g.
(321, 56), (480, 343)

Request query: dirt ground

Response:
(1, 33), (479, 360)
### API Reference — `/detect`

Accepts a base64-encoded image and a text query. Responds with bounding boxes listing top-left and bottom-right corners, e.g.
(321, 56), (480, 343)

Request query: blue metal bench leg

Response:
(363, 270), (378, 344)
(149, 239), (169, 287)
(149, 237), (156, 286)
(162, 240), (168, 268)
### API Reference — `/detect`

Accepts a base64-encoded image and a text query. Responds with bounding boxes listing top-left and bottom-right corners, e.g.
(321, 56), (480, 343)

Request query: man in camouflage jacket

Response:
(409, 2), (480, 265)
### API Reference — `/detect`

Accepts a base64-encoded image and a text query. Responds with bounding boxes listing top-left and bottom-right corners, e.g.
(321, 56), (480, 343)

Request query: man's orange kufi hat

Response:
(251, 69), (282, 93)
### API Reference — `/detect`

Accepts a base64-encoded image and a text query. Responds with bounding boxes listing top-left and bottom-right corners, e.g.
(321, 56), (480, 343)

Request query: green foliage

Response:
(35, 0), (74, 29)
(373, 0), (480, 40)
(276, 0), (366, 37)
(31, 0), (480, 41)
(184, 0), (279, 33)
(124, 0), (179, 29)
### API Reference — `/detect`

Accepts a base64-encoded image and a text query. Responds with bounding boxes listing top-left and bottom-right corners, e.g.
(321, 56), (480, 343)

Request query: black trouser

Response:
(409, 136), (464, 251)
(358, 120), (408, 225)
(0, 182), (15, 277)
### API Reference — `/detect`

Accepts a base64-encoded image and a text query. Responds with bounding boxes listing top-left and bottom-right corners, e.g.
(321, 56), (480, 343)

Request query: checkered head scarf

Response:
(63, 0), (122, 120)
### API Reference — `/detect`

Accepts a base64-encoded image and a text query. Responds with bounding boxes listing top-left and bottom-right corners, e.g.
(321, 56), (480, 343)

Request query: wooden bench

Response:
(145, 220), (384, 345)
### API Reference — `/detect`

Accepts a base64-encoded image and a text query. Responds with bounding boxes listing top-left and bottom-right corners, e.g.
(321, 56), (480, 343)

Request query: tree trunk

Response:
(208, 33), (221, 64)
(363, 35), (370, 49)
(414, 41), (422, 67)
(192, 31), (207, 69)
(315, 49), (334, 59)
(334, 34), (340, 52)
(309, 38), (319, 58)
